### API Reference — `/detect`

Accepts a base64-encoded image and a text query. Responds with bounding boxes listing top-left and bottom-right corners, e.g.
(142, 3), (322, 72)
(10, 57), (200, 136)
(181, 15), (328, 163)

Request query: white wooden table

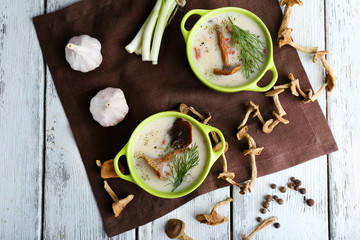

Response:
(1, 0), (359, 239)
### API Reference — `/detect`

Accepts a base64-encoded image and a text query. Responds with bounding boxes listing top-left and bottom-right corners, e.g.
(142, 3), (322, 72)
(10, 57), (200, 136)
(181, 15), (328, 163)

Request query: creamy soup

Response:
(191, 12), (267, 87)
(133, 117), (207, 192)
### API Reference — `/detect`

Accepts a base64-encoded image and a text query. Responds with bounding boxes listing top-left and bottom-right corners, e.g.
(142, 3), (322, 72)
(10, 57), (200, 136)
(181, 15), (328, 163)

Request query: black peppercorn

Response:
(265, 195), (273, 202)
(273, 195), (279, 201)
(290, 177), (295, 181)
(274, 222), (281, 229)
(262, 201), (269, 208)
(294, 179), (302, 186)
(299, 188), (306, 194)
(306, 199), (315, 207)
(270, 184), (277, 189)
(260, 208), (267, 214)
(280, 186), (286, 193)
(294, 186), (300, 191)
(277, 199), (284, 205)
(288, 182), (295, 189)
(256, 217), (263, 222)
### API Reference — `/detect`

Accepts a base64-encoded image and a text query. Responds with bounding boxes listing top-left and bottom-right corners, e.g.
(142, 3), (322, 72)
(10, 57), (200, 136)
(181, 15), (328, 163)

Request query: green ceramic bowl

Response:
(113, 111), (226, 199)
(180, 7), (278, 93)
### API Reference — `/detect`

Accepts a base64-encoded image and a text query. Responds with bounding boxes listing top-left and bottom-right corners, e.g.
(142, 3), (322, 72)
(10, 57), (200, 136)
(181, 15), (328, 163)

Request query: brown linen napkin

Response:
(33, 0), (337, 236)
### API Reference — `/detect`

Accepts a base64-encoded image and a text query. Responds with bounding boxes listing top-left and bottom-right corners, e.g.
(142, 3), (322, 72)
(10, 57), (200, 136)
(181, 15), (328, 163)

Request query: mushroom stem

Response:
(277, 0), (303, 46)
(265, 89), (287, 116)
(238, 109), (253, 130)
(289, 41), (318, 54)
(242, 216), (279, 240)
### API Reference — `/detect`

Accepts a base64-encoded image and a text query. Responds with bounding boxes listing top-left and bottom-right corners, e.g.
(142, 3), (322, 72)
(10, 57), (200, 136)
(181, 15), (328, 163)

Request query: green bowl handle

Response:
(244, 60), (278, 92)
(114, 142), (135, 183)
(180, 9), (210, 42)
(202, 124), (226, 166)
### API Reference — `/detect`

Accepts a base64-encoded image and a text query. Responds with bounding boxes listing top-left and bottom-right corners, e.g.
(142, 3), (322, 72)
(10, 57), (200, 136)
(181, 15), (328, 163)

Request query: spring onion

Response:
(125, 0), (179, 64)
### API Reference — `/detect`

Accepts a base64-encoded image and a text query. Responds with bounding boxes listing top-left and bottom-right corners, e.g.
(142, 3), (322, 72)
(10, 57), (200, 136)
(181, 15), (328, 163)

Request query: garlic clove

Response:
(65, 35), (103, 73)
(90, 87), (129, 127)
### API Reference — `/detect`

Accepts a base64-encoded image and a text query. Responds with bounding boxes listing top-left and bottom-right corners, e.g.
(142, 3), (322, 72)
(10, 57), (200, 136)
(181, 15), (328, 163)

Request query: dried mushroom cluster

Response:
(96, 159), (133, 217)
(278, 0), (337, 97)
(179, 104), (256, 194)
(236, 126), (263, 194)
(277, 0), (318, 54)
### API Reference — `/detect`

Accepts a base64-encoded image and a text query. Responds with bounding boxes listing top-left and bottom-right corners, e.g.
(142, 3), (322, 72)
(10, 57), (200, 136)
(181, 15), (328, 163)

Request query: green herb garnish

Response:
(167, 144), (200, 192)
(228, 17), (266, 79)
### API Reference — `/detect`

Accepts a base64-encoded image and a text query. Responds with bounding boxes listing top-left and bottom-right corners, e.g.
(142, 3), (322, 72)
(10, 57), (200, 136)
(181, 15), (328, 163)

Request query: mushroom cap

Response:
(101, 159), (123, 179)
(112, 194), (134, 217)
(165, 219), (185, 239)
(280, 0), (303, 7)
(237, 126), (249, 140)
(313, 51), (330, 63)
(325, 73), (336, 92)
(243, 147), (264, 156)
(278, 28), (293, 48)
(288, 73), (296, 82)
(245, 101), (259, 111)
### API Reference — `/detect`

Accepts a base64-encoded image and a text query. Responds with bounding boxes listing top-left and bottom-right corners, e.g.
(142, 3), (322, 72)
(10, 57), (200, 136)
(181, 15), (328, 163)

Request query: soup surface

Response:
(191, 12), (267, 87)
(133, 117), (207, 192)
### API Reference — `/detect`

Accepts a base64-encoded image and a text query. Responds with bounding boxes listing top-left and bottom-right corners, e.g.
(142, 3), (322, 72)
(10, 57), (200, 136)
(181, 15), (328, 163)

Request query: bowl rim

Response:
(183, 7), (276, 92)
(114, 111), (225, 198)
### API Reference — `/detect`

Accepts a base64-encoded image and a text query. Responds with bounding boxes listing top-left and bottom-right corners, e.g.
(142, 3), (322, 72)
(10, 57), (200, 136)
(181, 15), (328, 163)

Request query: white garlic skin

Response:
(90, 87), (129, 127)
(65, 35), (103, 73)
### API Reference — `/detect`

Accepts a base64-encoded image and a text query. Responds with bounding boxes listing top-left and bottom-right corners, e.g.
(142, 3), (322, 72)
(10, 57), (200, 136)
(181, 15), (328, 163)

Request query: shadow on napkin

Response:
(33, 0), (337, 236)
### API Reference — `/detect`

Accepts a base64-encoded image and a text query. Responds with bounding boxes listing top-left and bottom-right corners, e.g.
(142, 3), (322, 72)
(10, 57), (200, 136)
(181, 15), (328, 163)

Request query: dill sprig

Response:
(228, 17), (266, 79)
(167, 144), (200, 192)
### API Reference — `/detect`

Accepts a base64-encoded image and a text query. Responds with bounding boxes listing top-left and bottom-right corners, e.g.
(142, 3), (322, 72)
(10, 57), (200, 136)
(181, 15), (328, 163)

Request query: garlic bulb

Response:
(90, 87), (129, 127)
(65, 35), (103, 73)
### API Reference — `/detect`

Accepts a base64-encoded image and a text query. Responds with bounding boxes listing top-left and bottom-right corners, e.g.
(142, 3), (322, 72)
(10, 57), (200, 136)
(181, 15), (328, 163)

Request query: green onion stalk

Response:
(125, 0), (178, 64)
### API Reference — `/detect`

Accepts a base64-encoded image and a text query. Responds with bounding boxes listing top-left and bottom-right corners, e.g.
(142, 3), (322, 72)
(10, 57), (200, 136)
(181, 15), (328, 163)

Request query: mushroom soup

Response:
(192, 12), (267, 87)
(133, 117), (207, 192)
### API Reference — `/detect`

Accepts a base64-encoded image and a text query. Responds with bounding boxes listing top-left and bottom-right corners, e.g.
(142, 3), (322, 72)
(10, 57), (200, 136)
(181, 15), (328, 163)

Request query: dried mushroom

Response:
(285, 73), (331, 103)
(241, 216), (279, 240)
(103, 180), (134, 217)
(179, 103), (206, 121)
(278, 28), (318, 54)
(277, 0), (303, 44)
(96, 159), (102, 167)
(313, 51), (337, 92)
(277, 0), (318, 54)
(165, 219), (192, 240)
(100, 159), (123, 179)
(263, 89), (289, 133)
(196, 198), (233, 225)
(144, 149), (184, 180)
(178, 103), (238, 188)
(236, 126), (262, 194)
(213, 25), (242, 75)
(237, 101), (264, 129)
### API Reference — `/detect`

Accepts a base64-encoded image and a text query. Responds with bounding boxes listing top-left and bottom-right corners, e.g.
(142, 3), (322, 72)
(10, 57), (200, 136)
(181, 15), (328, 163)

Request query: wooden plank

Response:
(42, 1), (135, 239)
(0, 1), (44, 239)
(138, 188), (231, 240)
(326, 0), (360, 239)
(232, 1), (329, 239)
